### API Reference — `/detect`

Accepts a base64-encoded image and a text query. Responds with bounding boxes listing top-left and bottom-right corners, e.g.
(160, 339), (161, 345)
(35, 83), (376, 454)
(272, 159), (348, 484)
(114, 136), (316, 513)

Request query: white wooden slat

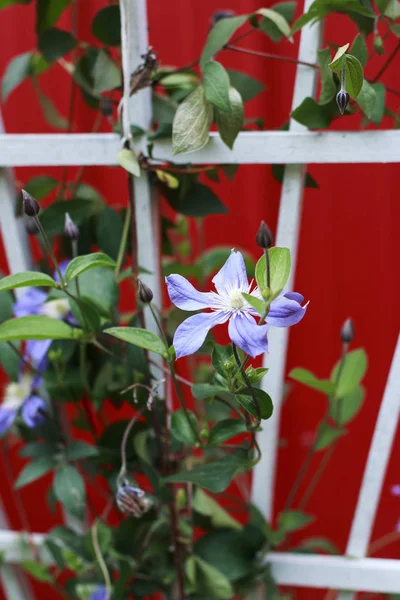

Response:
(0, 530), (400, 594)
(338, 335), (400, 600)
(2, 130), (400, 166)
(252, 0), (322, 520)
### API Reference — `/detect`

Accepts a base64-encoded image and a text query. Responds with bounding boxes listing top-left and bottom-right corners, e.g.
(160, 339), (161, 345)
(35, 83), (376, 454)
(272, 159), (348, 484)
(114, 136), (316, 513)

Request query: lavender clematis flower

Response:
(90, 586), (109, 600)
(166, 249), (307, 359)
(0, 374), (47, 435)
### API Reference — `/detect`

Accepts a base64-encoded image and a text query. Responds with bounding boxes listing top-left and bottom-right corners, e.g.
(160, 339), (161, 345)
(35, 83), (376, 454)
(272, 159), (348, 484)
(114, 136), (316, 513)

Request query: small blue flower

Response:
(90, 586), (109, 600)
(0, 374), (46, 435)
(166, 249), (307, 359)
(116, 485), (151, 517)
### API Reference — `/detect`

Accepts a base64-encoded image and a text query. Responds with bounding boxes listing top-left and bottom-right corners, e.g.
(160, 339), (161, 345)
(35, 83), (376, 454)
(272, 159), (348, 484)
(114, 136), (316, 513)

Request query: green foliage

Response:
(255, 247), (291, 298)
(172, 85), (213, 155)
(15, 457), (55, 488)
(0, 271), (56, 292)
(38, 28), (76, 62)
(200, 15), (248, 69)
(215, 87), (244, 149)
(226, 70), (264, 102)
(65, 253), (116, 282)
(91, 5), (121, 46)
(164, 456), (249, 493)
(0, 316), (81, 341)
(105, 327), (168, 358)
(278, 510), (314, 533)
(171, 410), (199, 446)
(117, 148), (141, 177)
(203, 61), (231, 112)
(289, 368), (334, 395)
(2, 52), (33, 101)
(54, 464), (86, 519)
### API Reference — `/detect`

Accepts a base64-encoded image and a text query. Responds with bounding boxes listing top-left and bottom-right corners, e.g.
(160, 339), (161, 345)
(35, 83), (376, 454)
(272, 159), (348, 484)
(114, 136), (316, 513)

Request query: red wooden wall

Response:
(0, 1), (399, 598)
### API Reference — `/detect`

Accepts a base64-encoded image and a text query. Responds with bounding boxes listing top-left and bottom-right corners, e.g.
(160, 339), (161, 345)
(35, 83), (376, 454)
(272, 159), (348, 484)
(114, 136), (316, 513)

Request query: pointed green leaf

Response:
(241, 292), (265, 315)
(65, 253), (115, 282)
(350, 34), (367, 66)
(331, 348), (367, 399)
(278, 510), (314, 533)
(92, 49), (121, 94)
(357, 79), (376, 119)
(235, 388), (273, 420)
(91, 5), (121, 46)
(15, 457), (55, 489)
(318, 48), (337, 106)
(208, 418), (248, 446)
(344, 54), (363, 98)
(255, 247), (291, 296)
(194, 556), (234, 600)
(289, 368), (334, 395)
(0, 271), (56, 292)
(21, 560), (53, 583)
(36, 0), (71, 34)
(54, 464), (86, 519)
(259, 2), (296, 42)
(315, 423), (346, 450)
(226, 70), (264, 102)
(292, 97), (332, 129)
(331, 385), (365, 426)
(66, 441), (99, 461)
(117, 148), (141, 177)
(171, 410), (199, 446)
(203, 61), (231, 112)
(193, 488), (242, 530)
(292, 536), (339, 554)
(200, 15), (248, 69)
(192, 383), (228, 400)
(172, 85), (213, 155)
(215, 86), (244, 149)
(38, 28), (76, 63)
(104, 326), (168, 358)
(2, 52), (33, 101)
(163, 458), (245, 493)
(256, 8), (292, 40)
(22, 176), (57, 201)
(329, 43), (350, 72)
(0, 316), (81, 341)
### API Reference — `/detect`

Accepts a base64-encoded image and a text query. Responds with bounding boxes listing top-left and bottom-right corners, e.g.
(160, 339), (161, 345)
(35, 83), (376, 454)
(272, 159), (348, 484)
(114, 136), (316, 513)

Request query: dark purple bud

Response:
(211, 9), (235, 25)
(256, 221), (274, 249)
(336, 90), (350, 116)
(25, 219), (39, 235)
(138, 279), (153, 303)
(22, 189), (40, 217)
(116, 485), (151, 517)
(99, 96), (113, 117)
(64, 212), (79, 240)
(341, 318), (354, 344)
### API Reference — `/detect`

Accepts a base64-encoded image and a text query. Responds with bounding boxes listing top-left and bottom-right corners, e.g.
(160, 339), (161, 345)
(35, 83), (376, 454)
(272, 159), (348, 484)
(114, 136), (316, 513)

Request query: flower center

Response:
(3, 375), (32, 409)
(41, 299), (70, 320)
(230, 289), (245, 311)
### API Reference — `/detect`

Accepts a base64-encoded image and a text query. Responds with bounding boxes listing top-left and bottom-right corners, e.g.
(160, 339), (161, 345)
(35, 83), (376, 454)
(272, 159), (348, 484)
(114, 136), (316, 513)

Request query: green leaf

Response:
(92, 49), (121, 94)
(163, 181), (227, 217)
(203, 61), (231, 112)
(66, 441), (99, 461)
(38, 28), (76, 62)
(39, 196), (104, 237)
(256, 8), (292, 40)
(291, 97), (332, 129)
(21, 560), (53, 583)
(318, 48), (337, 106)
(226, 70), (264, 102)
(117, 148), (141, 177)
(370, 83), (386, 125)
(329, 43), (350, 72)
(315, 423), (346, 450)
(278, 510), (314, 533)
(92, 5), (121, 46)
(54, 464), (86, 519)
(194, 556), (234, 600)
(172, 85), (213, 156)
(208, 419), (247, 446)
(215, 86), (244, 149)
(255, 247), (291, 297)
(15, 457), (55, 488)
(235, 388), (273, 420)
(22, 175), (57, 201)
(200, 15), (248, 69)
(331, 385), (365, 426)
(272, 164), (319, 189)
(171, 410), (199, 446)
(344, 54), (363, 98)
(357, 79), (376, 120)
(2, 52), (32, 101)
(292, 536), (339, 554)
(241, 292), (265, 315)
(71, 267), (118, 317)
(0, 341), (20, 380)
(0, 271), (56, 292)
(195, 529), (251, 583)
(193, 488), (242, 529)
(289, 368), (334, 395)
(0, 316), (80, 341)
(97, 207), (124, 261)
(192, 383), (228, 400)
(331, 348), (367, 399)
(105, 326), (168, 358)
(259, 2), (296, 42)
(35, 84), (68, 130)
(36, 0), (71, 34)
(350, 34), (367, 66)
(163, 458), (244, 493)
(65, 253), (115, 283)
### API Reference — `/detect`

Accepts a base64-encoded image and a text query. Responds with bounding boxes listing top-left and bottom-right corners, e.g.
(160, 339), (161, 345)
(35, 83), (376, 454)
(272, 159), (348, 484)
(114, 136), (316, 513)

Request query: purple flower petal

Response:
(166, 274), (216, 311)
(228, 312), (269, 358)
(173, 311), (230, 358)
(284, 292), (304, 304)
(212, 250), (248, 294)
(267, 293), (308, 327)
(13, 288), (47, 318)
(25, 339), (51, 372)
(90, 586), (108, 600)
(0, 407), (17, 435)
(21, 395), (47, 428)
(55, 259), (71, 283)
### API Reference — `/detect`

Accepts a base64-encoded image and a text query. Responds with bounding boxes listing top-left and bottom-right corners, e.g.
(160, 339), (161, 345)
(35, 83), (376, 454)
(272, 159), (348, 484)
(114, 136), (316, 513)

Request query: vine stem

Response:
(226, 44), (318, 69)
(371, 39), (400, 83)
(92, 521), (112, 600)
(232, 343), (261, 428)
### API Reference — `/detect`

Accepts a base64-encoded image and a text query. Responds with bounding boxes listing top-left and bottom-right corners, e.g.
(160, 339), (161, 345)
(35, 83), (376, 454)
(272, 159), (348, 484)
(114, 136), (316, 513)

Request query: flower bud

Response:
(64, 212), (79, 240)
(22, 189), (40, 217)
(116, 485), (151, 518)
(336, 89), (350, 116)
(373, 35), (385, 55)
(99, 96), (113, 117)
(256, 221), (274, 249)
(25, 219), (39, 235)
(138, 279), (153, 303)
(340, 318), (354, 344)
(211, 9), (235, 24)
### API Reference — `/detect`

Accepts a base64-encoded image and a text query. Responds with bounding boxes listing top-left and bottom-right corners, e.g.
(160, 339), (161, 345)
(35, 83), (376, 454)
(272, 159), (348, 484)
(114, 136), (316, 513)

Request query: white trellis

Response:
(0, 1), (399, 599)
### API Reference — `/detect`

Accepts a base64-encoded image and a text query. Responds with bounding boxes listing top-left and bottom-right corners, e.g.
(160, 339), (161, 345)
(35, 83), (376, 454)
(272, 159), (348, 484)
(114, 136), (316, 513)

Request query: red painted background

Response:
(0, 1), (400, 598)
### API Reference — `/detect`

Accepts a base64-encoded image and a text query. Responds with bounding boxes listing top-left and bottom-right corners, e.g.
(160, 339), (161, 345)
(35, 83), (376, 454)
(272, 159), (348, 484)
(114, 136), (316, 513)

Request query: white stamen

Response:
(229, 289), (245, 311)
(40, 299), (70, 320)
(3, 374), (33, 410)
